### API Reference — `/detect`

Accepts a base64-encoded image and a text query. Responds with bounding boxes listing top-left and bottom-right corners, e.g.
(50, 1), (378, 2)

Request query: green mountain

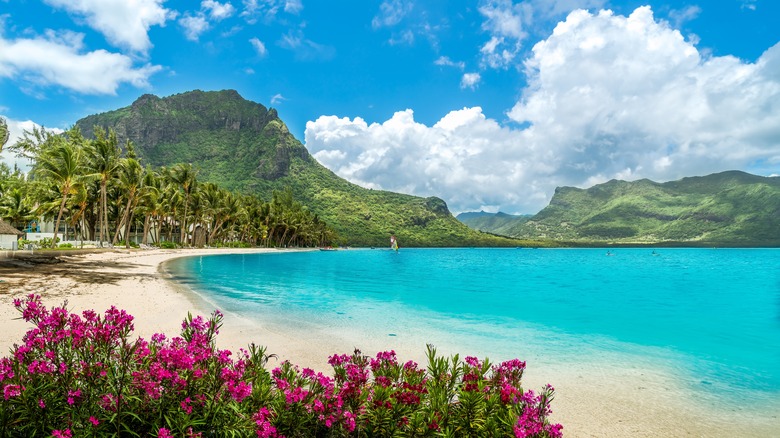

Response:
(456, 211), (531, 236)
(464, 171), (780, 246)
(75, 90), (528, 247)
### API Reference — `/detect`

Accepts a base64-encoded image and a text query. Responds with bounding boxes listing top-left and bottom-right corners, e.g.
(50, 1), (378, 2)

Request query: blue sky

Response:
(1, 0), (779, 214)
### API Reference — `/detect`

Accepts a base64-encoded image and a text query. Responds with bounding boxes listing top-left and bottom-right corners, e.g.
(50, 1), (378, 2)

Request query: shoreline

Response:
(1, 248), (778, 437)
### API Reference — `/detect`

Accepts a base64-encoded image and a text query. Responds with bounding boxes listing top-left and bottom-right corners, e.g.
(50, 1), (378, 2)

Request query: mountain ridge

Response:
(461, 170), (780, 246)
(75, 89), (528, 247)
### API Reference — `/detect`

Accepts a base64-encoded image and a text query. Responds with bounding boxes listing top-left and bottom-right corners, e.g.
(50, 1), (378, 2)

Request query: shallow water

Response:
(168, 248), (780, 410)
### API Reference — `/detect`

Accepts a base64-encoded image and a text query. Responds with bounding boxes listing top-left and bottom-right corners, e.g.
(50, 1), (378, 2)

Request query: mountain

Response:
(456, 211), (531, 236)
(463, 171), (780, 246)
(75, 90), (530, 247)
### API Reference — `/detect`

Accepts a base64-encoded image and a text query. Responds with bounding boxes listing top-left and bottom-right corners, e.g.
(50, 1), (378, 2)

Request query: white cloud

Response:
(202, 0), (236, 21)
(179, 14), (210, 41)
(477, 0), (606, 69)
(241, 0), (301, 23)
(278, 29), (334, 61)
(389, 29), (414, 46)
(306, 6), (780, 214)
(434, 56), (465, 69)
(270, 93), (286, 104)
(477, 0), (527, 68)
(284, 0), (303, 14)
(0, 30), (162, 95)
(372, 0), (414, 29)
(460, 73), (481, 89)
(43, 0), (173, 54)
(0, 118), (63, 171)
(249, 37), (267, 56)
(668, 5), (701, 28)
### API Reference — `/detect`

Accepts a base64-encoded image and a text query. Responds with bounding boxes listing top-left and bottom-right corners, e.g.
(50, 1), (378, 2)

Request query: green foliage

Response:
(465, 171), (780, 246)
(74, 90), (532, 247)
(2, 297), (564, 438)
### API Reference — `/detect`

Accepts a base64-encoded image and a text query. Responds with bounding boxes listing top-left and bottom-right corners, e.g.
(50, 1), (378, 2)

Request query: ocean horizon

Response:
(167, 247), (780, 420)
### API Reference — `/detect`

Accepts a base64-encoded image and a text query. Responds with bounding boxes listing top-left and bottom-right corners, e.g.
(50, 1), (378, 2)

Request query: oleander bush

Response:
(0, 295), (563, 437)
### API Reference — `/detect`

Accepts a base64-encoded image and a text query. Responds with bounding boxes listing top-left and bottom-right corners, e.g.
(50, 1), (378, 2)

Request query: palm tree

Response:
(0, 187), (35, 228)
(87, 127), (122, 246)
(113, 157), (144, 247)
(168, 163), (198, 246)
(0, 117), (9, 152)
(33, 138), (86, 248)
(137, 168), (163, 245)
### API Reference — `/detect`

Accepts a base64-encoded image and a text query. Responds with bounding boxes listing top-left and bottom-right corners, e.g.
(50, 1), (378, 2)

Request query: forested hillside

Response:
(459, 171), (780, 246)
(76, 90), (530, 247)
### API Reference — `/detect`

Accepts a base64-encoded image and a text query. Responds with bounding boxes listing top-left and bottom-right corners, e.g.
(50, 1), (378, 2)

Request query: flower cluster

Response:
(1, 295), (563, 437)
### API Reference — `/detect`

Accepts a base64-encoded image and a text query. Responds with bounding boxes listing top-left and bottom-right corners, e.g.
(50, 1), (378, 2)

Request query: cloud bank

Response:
(43, 0), (173, 54)
(0, 30), (162, 95)
(305, 6), (780, 214)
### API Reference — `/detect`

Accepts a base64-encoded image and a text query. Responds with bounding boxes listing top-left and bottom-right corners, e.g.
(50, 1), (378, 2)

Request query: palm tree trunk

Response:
(51, 194), (69, 248)
(142, 214), (151, 245)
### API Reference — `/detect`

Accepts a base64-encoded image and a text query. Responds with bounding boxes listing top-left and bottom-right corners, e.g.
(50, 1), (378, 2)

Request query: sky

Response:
(1, 0), (779, 214)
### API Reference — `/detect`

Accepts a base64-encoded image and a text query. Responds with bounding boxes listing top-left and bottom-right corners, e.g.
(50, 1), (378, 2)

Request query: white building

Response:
(0, 220), (23, 249)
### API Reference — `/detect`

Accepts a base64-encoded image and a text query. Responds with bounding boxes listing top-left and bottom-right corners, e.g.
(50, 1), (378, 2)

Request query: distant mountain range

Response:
(458, 171), (780, 246)
(75, 90), (526, 247)
(455, 211), (531, 236)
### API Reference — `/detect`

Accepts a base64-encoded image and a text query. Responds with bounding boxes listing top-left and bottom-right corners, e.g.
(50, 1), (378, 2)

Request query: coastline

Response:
(1, 248), (777, 437)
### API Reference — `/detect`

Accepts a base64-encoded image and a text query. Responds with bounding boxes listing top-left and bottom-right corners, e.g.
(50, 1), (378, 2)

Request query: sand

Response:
(1, 248), (777, 437)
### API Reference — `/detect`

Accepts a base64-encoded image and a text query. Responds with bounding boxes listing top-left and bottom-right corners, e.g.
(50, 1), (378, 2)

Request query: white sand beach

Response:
(1, 248), (777, 437)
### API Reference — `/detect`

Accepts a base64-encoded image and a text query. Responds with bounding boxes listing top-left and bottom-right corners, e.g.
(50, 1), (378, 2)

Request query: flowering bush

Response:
(1, 295), (563, 437)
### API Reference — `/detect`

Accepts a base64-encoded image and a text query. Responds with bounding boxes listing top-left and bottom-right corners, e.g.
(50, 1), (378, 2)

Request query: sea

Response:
(166, 248), (780, 414)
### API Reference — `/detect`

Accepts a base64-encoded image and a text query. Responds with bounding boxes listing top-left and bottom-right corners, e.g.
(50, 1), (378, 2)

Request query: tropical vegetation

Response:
(459, 171), (780, 247)
(1, 295), (563, 437)
(74, 90), (533, 248)
(1, 124), (336, 249)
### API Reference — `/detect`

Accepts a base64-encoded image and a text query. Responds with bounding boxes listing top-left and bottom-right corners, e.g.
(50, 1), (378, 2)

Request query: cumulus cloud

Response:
(202, 0), (236, 21)
(249, 37), (267, 56)
(460, 73), (481, 89)
(179, 14), (210, 41)
(43, 0), (173, 54)
(477, 0), (606, 69)
(305, 6), (780, 214)
(0, 30), (162, 95)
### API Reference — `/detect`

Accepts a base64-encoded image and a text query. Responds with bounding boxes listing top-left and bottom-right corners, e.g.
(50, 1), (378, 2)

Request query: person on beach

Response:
(390, 234), (399, 251)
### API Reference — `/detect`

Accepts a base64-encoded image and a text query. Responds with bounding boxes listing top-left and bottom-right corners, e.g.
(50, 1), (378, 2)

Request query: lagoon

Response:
(168, 248), (780, 426)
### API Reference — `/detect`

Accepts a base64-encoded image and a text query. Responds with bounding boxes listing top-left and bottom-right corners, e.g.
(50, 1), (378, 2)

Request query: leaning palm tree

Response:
(33, 139), (86, 248)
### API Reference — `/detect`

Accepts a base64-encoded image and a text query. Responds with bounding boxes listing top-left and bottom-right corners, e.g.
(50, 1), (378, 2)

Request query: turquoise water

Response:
(168, 248), (780, 404)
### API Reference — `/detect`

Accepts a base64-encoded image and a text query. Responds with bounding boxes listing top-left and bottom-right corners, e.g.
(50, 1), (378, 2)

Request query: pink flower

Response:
(88, 416), (100, 426)
(67, 388), (82, 405)
(51, 429), (72, 438)
(3, 384), (22, 400)
(181, 397), (193, 414)
(158, 428), (174, 438)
